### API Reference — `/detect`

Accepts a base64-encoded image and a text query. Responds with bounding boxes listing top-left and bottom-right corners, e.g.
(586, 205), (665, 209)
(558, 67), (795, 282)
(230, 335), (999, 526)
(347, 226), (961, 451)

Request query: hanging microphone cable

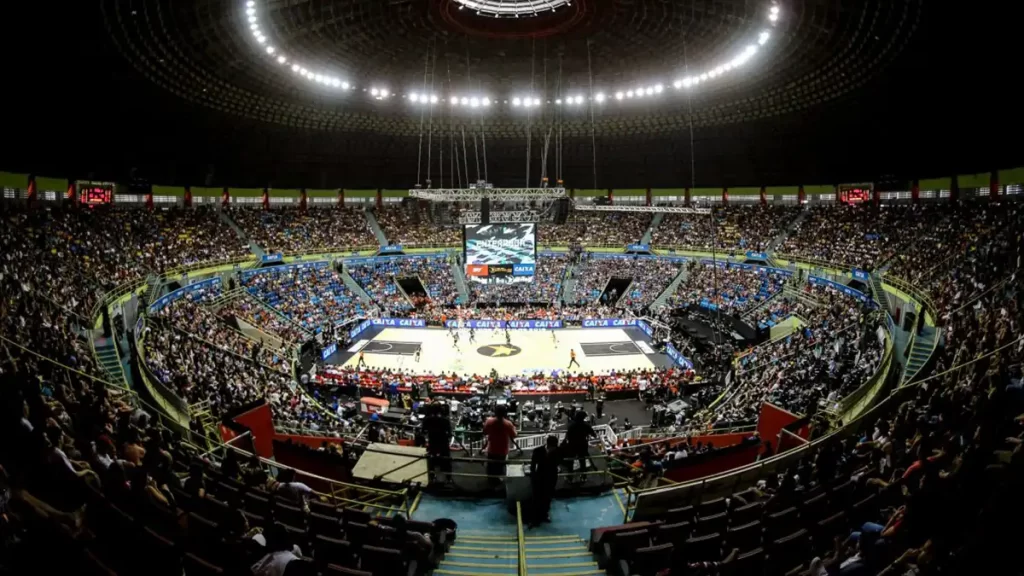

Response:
(414, 47), (431, 186)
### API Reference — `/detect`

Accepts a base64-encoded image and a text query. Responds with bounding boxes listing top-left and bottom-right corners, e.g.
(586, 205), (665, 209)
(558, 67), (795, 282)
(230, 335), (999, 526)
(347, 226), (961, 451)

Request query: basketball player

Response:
(505, 328), (512, 347)
(469, 327), (476, 344)
(567, 348), (580, 369)
(551, 328), (558, 347)
(414, 346), (421, 363)
(356, 350), (367, 369)
(452, 331), (461, 351)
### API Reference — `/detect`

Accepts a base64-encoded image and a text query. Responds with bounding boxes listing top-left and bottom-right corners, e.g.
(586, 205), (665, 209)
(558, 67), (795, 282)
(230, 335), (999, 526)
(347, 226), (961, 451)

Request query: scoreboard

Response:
(838, 184), (873, 204)
(77, 182), (115, 205)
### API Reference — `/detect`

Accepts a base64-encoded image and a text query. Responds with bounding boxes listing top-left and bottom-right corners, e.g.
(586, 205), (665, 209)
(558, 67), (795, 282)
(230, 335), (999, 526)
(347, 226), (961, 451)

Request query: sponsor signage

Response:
(371, 318), (427, 328)
(261, 253), (284, 263)
(321, 342), (338, 360)
(379, 245), (404, 254)
(465, 264), (488, 277)
(443, 319), (564, 329)
(636, 319), (655, 338)
(745, 251), (769, 260)
(581, 318), (639, 328)
(626, 243), (651, 252)
(851, 268), (871, 282)
(512, 263), (535, 276)
(348, 319), (373, 340)
(240, 260), (328, 280)
(488, 264), (514, 276)
(665, 342), (695, 369)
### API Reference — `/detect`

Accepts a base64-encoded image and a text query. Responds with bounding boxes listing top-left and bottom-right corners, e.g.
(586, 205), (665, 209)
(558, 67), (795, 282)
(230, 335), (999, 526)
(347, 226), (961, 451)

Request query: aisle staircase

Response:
(903, 325), (938, 385)
(869, 273), (891, 314)
(94, 336), (128, 386)
(559, 264), (578, 305)
(364, 209), (389, 246)
(452, 257), (471, 304)
(641, 213), (664, 245)
(438, 531), (600, 576)
(767, 207), (809, 251)
(340, 269), (375, 307)
(650, 264), (689, 309)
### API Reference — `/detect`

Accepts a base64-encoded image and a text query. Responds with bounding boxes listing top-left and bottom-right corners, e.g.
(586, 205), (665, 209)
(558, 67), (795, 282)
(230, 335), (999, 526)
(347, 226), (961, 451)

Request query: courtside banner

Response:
(809, 276), (871, 303)
(851, 268), (871, 282)
(443, 319), (564, 329)
(665, 342), (695, 369)
(320, 342), (338, 360)
(581, 318), (638, 328)
(371, 318), (426, 328)
(240, 260), (328, 279)
(745, 251), (769, 260)
(378, 245), (404, 254)
(637, 319), (655, 338)
(348, 319), (373, 340)
(261, 253), (284, 263)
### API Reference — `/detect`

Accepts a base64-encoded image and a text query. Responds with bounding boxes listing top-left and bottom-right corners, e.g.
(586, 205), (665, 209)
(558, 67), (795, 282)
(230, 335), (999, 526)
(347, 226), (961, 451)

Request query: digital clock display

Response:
(838, 186), (872, 204)
(80, 185), (114, 205)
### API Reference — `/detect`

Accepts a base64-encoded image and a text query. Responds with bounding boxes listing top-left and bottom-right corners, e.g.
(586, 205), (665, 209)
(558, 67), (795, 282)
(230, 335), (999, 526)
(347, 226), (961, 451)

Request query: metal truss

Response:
(459, 210), (542, 224)
(409, 187), (567, 202)
(573, 204), (712, 215)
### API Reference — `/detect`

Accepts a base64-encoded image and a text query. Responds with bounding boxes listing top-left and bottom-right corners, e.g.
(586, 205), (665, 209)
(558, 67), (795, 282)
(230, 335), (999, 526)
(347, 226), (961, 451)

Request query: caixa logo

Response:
(397, 319), (424, 327)
(612, 319), (636, 326)
(582, 319), (603, 327)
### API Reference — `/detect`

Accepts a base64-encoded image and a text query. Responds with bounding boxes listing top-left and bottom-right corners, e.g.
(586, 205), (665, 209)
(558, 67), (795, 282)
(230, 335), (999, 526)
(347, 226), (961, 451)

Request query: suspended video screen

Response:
(463, 223), (536, 284)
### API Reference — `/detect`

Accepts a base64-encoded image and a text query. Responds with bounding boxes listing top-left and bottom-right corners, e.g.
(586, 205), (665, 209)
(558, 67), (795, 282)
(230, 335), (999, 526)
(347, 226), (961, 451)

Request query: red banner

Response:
(465, 264), (489, 277)
(229, 403), (276, 458)
(756, 402), (800, 453)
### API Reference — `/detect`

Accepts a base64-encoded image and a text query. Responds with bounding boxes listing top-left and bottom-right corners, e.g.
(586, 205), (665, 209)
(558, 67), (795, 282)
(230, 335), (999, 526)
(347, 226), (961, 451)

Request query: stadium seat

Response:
(359, 545), (416, 576)
(616, 543), (673, 576)
(313, 535), (356, 568)
(309, 511), (342, 537)
(654, 520), (692, 546)
(599, 528), (651, 569)
(725, 520), (762, 553)
(183, 553), (224, 576)
(694, 512), (729, 537)
(698, 497), (728, 516)
(325, 565), (372, 576)
(684, 532), (722, 562)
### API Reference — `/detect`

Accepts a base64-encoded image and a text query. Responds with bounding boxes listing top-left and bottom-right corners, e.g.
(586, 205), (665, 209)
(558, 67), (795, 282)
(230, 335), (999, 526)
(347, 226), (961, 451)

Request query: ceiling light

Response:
(380, 89), (389, 98)
(654, 84), (663, 93)
(555, 99), (562, 105)
(682, 78), (692, 88)
(769, 12), (778, 22)
(291, 64), (299, 72)
(770, 5), (780, 15)
(700, 73), (708, 81)
(342, 82), (350, 90)
(246, 0), (255, 6)
(645, 87), (654, 95)
(248, 15), (257, 23)
(371, 88), (379, 96)
(265, 46), (275, 54)
(533, 98), (541, 106)
(256, 35), (266, 44)
(461, 97), (469, 105)
(250, 23), (258, 30)
(615, 91), (624, 100)
(277, 55), (286, 64)
(409, 93), (419, 102)
(246, 7), (255, 16)
(470, 97), (480, 107)
(431, 95), (440, 104)
(759, 31), (770, 45)
(595, 92), (605, 103)
(673, 80), (683, 89)
(626, 90), (634, 98)
(709, 69), (718, 78)
(331, 79), (340, 87)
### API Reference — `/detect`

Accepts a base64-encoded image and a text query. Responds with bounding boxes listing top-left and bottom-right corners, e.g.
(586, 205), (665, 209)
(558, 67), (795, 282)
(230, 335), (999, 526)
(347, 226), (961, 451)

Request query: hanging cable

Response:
(525, 38), (535, 188)
(461, 127), (470, 188)
(426, 46), (437, 187)
(415, 48), (431, 186)
(586, 40), (598, 193)
(557, 55), (563, 184)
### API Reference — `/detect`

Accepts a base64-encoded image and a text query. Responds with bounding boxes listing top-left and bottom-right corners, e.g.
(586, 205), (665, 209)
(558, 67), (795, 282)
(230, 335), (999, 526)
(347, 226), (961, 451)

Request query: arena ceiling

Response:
(2, 1), (1021, 189)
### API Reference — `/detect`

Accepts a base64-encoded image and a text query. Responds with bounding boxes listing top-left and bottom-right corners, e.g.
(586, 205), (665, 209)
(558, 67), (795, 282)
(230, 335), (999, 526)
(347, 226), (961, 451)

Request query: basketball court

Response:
(336, 326), (667, 377)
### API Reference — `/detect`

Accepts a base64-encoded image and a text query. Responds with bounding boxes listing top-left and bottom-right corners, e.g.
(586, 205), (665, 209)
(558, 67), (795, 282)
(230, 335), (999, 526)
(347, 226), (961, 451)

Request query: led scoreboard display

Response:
(77, 182), (115, 205)
(838, 184), (873, 204)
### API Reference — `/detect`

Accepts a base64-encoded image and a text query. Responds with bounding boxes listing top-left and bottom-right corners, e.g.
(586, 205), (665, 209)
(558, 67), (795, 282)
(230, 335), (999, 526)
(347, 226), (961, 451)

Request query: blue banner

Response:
(745, 251), (769, 260)
(442, 319), (564, 329)
(240, 260), (328, 280)
(348, 319), (373, 340)
(664, 342), (694, 369)
(626, 243), (651, 252)
(637, 319), (655, 338)
(372, 318), (426, 328)
(148, 277), (222, 313)
(512, 263), (535, 276)
(809, 276), (871, 303)
(321, 342), (338, 360)
(851, 268), (871, 282)
(261, 253), (283, 263)
(581, 318), (638, 328)
(378, 245), (404, 254)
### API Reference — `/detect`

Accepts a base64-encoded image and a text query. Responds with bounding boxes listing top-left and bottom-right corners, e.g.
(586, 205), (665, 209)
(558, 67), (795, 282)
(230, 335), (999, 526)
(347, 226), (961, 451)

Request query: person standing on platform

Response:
(529, 435), (561, 527)
(423, 404), (454, 486)
(567, 348), (580, 370)
(565, 411), (596, 481)
(481, 405), (520, 488)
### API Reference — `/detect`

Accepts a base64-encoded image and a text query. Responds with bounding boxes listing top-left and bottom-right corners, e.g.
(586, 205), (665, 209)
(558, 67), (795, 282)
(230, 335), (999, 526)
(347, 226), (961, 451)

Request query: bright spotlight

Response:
(331, 78), (340, 87)
(246, 0), (255, 6)
(265, 46), (275, 54)
(555, 99), (562, 105)
(409, 93), (419, 102)
(533, 98), (541, 106)
(342, 82), (350, 90)
(380, 89), (389, 98)
(250, 23), (258, 30)
(682, 78), (692, 88)
(673, 80), (683, 89)
(246, 7), (255, 16)
(470, 97), (480, 107)
(431, 95), (440, 104)
(769, 12), (778, 22)
(256, 35), (266, 44)
(461, 97), (469, 105)
(700, 73), (708, 81)
(291, 64), (299, 72)
(578, 95), (586, 104)
(248, 15), (257, 23)
(614, 91), (624, 100)
(645, 87), (654, 95)
(595, 92), (606, 103)
(626, 90), (634, 98)
(770, 5), (780, 15)
(654, 84), (663, 93)
(371, 88), (379, 96)
(277, 55), (286, 64)
(759, 31), (770, 45)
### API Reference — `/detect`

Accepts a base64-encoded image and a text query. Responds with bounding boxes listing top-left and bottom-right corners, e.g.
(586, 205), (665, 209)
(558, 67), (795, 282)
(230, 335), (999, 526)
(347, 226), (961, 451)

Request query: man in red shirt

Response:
(482, 405), (521, 487)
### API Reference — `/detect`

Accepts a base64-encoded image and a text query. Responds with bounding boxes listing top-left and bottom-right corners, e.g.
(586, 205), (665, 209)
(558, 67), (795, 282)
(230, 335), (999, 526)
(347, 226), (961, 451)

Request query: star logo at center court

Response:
(477, 344), (522, 357)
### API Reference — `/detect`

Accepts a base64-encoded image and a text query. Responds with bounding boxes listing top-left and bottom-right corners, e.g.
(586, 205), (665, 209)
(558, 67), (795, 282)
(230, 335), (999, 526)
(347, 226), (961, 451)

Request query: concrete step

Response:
(364, 208), (389, 246)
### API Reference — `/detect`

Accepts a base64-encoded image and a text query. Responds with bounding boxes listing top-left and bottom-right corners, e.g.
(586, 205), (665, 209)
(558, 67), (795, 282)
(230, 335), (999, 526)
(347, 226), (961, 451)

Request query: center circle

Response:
(477, 343), (523, 357)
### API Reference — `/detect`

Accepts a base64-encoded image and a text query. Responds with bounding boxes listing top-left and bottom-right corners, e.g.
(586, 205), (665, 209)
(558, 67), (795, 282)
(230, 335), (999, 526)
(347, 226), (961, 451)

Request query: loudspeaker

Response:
(481, 197), (490, 224)
(554, 197), (570, 224)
